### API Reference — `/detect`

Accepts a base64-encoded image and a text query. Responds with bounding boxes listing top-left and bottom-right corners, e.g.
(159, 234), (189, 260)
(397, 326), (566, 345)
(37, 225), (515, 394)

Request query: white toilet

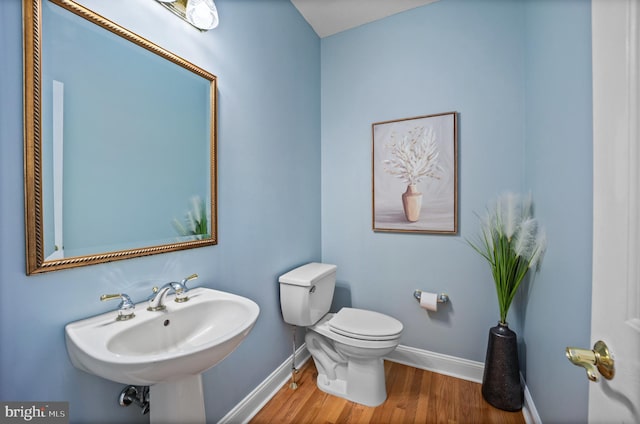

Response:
(279, 262), (403, 406)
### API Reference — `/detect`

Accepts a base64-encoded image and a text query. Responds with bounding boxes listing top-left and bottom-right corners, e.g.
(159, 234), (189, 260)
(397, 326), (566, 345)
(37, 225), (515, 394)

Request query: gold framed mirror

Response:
(23, 0), (217, 274)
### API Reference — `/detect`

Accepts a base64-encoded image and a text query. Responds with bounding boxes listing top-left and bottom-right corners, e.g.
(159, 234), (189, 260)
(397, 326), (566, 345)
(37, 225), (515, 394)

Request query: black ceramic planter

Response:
(481, 322), (523, 411)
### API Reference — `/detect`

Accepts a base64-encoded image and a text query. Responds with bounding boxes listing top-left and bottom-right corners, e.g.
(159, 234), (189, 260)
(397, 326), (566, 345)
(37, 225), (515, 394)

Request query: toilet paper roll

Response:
(419, 291), (438, 312)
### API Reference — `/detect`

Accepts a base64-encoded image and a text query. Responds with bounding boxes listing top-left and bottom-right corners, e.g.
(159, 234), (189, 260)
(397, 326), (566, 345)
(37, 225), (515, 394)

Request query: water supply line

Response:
(290, 325), (298, 389)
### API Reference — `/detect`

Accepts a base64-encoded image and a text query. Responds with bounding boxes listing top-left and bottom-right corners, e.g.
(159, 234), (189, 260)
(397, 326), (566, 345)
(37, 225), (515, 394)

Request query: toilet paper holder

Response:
(413, 290), (449, 304)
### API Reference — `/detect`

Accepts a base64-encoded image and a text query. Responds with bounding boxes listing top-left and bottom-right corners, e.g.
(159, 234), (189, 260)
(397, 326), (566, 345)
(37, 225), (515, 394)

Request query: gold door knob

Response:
(565, 340), (615, 382)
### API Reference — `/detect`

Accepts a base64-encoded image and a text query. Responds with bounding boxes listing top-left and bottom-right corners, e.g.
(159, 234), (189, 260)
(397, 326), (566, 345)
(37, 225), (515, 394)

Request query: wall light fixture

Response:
(155, 0), (219, 31)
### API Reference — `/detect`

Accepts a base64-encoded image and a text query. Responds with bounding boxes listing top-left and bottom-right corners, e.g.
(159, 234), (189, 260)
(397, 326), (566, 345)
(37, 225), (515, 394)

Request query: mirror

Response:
(23, 0), (217, 274)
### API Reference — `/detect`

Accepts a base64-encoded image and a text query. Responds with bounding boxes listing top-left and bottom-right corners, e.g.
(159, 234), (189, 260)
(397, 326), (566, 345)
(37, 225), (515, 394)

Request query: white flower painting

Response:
(372, 112), (457, 233)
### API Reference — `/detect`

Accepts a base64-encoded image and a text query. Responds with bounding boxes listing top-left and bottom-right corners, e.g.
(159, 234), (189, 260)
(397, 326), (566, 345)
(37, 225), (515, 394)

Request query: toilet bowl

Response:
(279, 263), (403, 406)
(306, 309), (402, 406)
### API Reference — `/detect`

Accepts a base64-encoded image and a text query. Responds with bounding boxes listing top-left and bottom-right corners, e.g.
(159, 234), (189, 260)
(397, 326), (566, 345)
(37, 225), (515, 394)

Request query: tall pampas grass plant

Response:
(468, 192), (547, 324)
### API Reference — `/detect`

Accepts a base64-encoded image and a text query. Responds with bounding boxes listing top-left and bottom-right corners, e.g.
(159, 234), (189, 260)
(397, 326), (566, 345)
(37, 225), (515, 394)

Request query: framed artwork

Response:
(372, 112), (457, 234)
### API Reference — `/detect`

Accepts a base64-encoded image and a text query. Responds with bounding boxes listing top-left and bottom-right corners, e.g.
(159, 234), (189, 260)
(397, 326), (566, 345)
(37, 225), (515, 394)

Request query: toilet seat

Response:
(309, 314), (401, 350)
(329, 308), (403, 341)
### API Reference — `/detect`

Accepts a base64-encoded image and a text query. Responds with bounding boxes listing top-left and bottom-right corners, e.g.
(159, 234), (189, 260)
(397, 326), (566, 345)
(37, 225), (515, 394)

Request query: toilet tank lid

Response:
(279, 262), (337, 286)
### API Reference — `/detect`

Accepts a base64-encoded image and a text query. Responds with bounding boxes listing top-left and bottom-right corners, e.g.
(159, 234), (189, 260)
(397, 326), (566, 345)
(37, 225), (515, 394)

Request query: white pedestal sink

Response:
(65, 287), (260, 423)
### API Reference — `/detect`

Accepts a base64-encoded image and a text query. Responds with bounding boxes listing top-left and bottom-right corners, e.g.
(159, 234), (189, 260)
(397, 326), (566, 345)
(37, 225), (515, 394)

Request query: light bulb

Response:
(186, 0), (219, 30)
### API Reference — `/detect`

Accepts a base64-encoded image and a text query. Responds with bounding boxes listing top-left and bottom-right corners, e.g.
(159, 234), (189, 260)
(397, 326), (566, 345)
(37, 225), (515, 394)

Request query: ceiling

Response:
(290, 0), (439, 38)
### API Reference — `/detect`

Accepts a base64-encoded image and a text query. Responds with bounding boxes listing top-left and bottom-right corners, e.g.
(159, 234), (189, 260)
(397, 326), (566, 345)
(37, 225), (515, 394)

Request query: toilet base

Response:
(313, 356), (387, 407)
(316, 372), (347, 399)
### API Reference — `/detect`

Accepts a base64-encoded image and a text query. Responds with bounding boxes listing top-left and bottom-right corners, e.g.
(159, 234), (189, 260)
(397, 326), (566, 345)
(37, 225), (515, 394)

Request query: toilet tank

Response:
(278, 262), (337, 326)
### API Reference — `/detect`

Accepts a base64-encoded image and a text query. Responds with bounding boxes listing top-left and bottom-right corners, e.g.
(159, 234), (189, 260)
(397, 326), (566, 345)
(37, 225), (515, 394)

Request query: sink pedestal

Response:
(150, 375), (206, 424)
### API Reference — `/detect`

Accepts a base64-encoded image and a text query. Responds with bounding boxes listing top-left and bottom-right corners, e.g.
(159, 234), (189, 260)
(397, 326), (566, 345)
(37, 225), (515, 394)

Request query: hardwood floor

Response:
(250, 360), (525, 424)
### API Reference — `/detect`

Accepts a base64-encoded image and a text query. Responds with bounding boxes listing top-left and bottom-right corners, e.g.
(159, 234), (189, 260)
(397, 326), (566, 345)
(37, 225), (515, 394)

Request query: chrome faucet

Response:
(147, 273), (198, 311)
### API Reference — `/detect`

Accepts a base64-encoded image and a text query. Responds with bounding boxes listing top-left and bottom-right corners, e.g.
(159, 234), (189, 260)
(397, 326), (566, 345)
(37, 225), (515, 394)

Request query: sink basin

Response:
(65, 287), (260, 386)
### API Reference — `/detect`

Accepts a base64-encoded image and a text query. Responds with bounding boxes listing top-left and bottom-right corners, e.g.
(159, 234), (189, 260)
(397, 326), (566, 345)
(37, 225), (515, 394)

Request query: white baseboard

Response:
(217, 345), (311, 424)
(521, 377), (542, 424)
(219, 343), (540, 423)
(385, 344), (485, 383)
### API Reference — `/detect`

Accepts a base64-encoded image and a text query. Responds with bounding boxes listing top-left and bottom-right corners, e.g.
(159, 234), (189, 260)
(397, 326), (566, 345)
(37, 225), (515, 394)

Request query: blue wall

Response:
(523, 0), (593, 422)
(321, 0), (592, 422)
(321, 0), (527, 364)
(0, 0), (593, 422)
(0, 0), (320, 422)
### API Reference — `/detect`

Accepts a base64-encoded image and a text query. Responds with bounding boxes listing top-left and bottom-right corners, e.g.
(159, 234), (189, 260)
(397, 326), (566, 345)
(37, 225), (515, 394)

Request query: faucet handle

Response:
(181, 273), (198, 287)
(175, 273), (198, 303)
(100, 293), (135, 321)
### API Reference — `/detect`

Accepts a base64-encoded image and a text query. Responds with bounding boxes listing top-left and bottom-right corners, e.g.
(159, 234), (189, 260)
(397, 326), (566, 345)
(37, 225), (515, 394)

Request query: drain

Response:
(163, 319), (170, 326)
(119, 385), (149, 415)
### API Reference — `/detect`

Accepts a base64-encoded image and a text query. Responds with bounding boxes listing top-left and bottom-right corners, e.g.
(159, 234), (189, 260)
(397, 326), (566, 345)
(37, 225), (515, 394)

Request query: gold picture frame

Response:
(372, 112), (457, 234)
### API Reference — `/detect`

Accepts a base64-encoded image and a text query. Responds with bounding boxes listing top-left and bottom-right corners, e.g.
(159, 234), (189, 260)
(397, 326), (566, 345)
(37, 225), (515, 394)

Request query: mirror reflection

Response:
(24, 0), (217, 274)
